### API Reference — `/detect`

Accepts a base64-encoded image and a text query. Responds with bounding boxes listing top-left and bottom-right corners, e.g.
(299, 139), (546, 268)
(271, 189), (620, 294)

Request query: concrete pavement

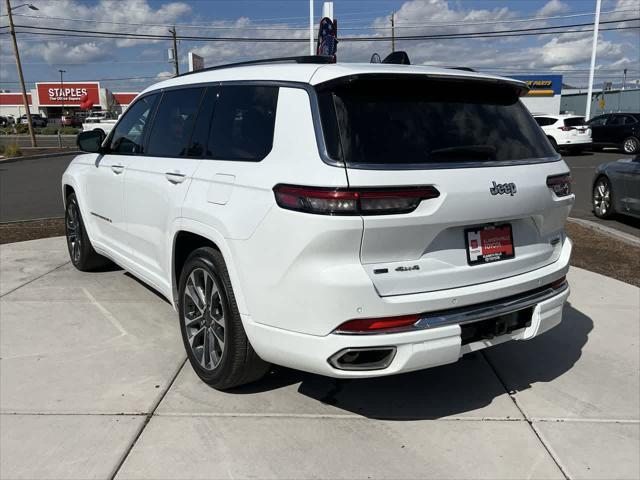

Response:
(1, 236), (639, 479)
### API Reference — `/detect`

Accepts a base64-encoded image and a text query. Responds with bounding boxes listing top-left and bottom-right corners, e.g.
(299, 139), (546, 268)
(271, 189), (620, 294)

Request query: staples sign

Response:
(36, 82), (101, 107)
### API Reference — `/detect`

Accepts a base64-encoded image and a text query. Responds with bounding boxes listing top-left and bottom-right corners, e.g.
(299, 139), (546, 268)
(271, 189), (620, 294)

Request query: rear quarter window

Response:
(207, 85), (279, 162)
(317, 75), (556, 166)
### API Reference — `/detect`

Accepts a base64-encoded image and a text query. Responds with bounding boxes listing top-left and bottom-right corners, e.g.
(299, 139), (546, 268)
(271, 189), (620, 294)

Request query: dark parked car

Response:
(0, 116), (8, 127)
(592, 155), (640, 219)
(19, 114), (47, 127)
(588, 113), (640, 154)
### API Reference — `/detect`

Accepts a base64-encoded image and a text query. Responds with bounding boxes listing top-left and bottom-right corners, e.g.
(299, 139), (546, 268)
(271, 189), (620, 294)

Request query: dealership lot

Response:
(1, 236), (638, 479)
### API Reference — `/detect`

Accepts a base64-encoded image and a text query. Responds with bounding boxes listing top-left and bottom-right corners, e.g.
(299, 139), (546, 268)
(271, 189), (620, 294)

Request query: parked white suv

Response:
(534, 114), (592, 153)
(63, 57), (573, 389)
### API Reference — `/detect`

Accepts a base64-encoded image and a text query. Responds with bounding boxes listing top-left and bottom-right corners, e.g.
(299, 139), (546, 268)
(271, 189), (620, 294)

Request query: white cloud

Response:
(26, 41), (110, 64)
(536, 0), (570, 17)
(15, 0), (192, 60)
(155, 70), (174, 80)
(538, 35), (624, 66)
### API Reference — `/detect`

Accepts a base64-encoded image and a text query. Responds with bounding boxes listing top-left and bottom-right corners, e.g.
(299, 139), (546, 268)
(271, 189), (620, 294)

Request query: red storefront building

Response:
(0, 81), (138, 119)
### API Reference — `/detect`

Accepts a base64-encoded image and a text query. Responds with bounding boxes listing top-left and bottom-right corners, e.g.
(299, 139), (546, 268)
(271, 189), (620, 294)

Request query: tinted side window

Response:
(589, 116), (607, 127)
(208, 86), (279, 161)
(623, 115), (637, 125)
(110, 94), (159, 154)
(535, 117), (555, 127)
(187, 87), (219, 157)
(146, 87), (205, 157)
(609, 115), (627, 126)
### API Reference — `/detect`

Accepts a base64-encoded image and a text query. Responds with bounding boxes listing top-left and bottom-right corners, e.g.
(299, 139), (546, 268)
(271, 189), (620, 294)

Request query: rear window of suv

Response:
(564, 117), (586, 127)
(317, 75), (556, 166)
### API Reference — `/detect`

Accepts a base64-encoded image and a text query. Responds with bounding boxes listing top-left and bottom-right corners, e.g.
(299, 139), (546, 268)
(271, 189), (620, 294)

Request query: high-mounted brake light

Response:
(546, 173), (572, 197)
(336, 314), (421, 333)
(273, 185), (440, 215)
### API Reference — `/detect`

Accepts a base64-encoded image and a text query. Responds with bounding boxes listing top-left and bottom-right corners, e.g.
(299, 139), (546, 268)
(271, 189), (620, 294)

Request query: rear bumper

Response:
(244, 279), (570, 378)
(557, 138), (592, 147)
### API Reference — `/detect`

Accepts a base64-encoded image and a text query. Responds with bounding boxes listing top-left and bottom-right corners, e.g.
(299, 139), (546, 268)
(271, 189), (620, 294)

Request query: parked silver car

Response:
(592, 155), (640, 219)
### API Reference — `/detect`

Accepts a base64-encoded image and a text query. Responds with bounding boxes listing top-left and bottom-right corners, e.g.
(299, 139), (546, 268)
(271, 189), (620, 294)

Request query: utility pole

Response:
(58, 69), (65, 147)
(585, 0), (602, 120)
(58, 69), (66, 121)
(169, 27), (179, 76)
(5, 0), (37, 147)
(309, 0), (315, 55)
(391, 11), (395, 53)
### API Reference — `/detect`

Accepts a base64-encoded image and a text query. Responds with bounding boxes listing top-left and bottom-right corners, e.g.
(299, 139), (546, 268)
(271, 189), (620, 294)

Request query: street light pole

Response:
(5, 0), (37, 147)
(309, 0), (314, 55)
(585, 0), (602, 120)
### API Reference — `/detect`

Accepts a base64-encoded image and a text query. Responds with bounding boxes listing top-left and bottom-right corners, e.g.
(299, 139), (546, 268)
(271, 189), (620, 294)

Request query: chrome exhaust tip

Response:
(328, 346), (396, 371)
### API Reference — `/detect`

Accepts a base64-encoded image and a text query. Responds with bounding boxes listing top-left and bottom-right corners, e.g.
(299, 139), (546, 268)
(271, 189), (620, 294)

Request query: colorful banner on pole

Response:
(316, 17), (338, 61)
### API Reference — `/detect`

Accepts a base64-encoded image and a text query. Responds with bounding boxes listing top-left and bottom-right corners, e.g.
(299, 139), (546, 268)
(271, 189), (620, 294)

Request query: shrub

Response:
(0, 144), (5, 154)
(14, 124), (28, 134)
(40, 126), (59, 135)
(59, 126), (79, 135)
(3, 143), (22, 158)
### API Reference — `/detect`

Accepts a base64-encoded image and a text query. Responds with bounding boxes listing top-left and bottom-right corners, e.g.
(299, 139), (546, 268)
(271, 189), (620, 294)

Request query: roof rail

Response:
(177, 55), (335, 78)
(445, 66), (476, 72)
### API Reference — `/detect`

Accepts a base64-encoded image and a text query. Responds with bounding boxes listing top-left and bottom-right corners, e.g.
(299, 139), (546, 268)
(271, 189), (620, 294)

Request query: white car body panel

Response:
(535, 114), (592, 148)
(63, 62), (573, 379)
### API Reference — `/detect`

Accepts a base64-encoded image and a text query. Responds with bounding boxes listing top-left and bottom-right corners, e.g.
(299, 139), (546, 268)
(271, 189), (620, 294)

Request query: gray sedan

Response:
(592, 155), (640, 219)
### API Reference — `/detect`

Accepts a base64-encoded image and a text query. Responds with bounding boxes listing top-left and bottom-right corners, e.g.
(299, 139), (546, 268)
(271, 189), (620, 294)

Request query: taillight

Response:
(336, 314), (421, 333)
(547, 173), (572, 197)
(558, 126), (575, 131)
(273, 184), (440, 215)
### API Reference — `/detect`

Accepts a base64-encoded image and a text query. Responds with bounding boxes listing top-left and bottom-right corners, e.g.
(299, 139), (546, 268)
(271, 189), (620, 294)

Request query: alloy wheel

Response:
(66, 202), (82, 263)
(183, 267), (226, 371)
(593, 179), (611, 217)
(623, 137), (639, 154)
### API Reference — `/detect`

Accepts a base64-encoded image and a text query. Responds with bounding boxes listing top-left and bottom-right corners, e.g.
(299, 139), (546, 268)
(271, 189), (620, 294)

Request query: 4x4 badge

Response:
(490, 181), (517, 196)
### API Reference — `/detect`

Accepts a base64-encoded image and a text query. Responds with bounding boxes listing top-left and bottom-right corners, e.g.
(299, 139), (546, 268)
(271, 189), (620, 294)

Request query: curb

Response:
(567, 217), (640, 247)
(0, 151), (80, 164)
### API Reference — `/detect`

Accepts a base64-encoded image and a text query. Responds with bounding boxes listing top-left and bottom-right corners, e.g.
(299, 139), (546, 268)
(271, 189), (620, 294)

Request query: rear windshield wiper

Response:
(429, 145), (496, 161)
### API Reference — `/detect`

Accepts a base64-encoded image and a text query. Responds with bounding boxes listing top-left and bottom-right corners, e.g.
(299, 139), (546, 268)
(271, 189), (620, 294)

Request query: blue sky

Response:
(1, 0), (638, 93)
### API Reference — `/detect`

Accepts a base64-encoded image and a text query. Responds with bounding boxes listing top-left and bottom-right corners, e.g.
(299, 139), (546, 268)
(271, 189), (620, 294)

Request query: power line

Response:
(7, 7), (637, 31)
(11, 17), (638, 42)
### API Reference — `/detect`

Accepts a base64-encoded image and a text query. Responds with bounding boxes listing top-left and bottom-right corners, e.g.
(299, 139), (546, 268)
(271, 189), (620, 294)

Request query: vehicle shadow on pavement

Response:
(231, 303), (592, 420)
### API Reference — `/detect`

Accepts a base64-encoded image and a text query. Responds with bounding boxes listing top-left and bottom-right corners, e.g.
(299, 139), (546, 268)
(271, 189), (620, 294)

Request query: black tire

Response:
(178, 247), (270, 390)
(547, 136), (559, 152)
(622, 136), (640, 154)
(65, 193), (110, 271)
(592, 176), (615, 219)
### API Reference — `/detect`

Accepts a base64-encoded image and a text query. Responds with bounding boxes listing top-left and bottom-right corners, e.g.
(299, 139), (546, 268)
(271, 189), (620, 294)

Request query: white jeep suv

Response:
(63, 57), (573, 389)
(534, 114), (592, 153)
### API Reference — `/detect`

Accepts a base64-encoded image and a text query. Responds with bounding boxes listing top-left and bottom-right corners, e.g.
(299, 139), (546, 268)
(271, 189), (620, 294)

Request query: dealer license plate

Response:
(465, 224), (515, 265)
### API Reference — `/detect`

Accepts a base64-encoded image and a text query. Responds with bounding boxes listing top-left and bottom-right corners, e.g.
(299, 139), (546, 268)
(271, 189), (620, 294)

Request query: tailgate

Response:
(347, 161), (572, 296)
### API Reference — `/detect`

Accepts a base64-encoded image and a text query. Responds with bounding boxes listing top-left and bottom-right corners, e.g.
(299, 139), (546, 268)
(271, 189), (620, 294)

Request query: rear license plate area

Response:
(460, 307), (533, 345)
(465, 224), (515, 265)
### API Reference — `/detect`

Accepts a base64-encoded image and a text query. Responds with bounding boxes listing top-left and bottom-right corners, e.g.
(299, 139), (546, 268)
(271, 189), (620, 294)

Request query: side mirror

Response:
(77, 129), (105, 153)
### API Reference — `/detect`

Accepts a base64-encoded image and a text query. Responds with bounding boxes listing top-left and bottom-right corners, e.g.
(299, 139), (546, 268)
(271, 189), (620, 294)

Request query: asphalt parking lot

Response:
(1, 236), (639, 479)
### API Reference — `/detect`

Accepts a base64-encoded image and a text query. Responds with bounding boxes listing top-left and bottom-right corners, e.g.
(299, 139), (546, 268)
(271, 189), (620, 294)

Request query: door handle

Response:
(111, 164), (124, 174)
(165, 172), (187, 184)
